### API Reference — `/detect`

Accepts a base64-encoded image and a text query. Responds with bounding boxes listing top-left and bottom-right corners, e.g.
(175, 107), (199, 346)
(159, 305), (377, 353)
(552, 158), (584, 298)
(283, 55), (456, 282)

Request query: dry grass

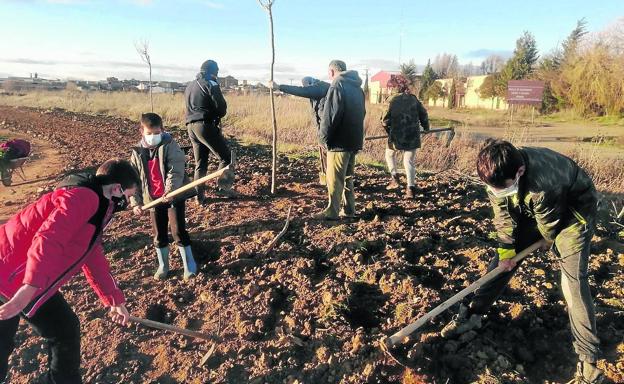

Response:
(0, 90), (622, 193)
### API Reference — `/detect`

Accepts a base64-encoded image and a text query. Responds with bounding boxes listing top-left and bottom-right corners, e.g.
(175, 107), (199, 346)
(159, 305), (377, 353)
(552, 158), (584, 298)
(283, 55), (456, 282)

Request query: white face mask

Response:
(144, 133), (162, 147)
(488, 175), (520, 198)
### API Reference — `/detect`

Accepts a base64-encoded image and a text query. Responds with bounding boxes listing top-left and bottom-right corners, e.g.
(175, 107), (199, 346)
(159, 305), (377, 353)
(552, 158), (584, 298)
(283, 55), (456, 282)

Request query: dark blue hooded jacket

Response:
(319, 70), (366, 151)
(185, 73), (227, 125)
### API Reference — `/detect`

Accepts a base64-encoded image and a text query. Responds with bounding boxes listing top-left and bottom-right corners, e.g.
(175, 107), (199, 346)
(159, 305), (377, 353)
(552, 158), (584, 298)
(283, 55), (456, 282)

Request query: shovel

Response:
(381, 240), (546, 365)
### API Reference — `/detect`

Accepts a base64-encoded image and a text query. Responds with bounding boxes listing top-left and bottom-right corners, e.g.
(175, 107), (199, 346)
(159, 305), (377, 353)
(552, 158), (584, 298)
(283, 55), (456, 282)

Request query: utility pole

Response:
(398, 0), (405, 66)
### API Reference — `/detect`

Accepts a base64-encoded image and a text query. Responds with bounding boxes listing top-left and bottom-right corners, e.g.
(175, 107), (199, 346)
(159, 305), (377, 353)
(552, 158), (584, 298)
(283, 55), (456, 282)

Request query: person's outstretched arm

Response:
(279, 83), (327, 100)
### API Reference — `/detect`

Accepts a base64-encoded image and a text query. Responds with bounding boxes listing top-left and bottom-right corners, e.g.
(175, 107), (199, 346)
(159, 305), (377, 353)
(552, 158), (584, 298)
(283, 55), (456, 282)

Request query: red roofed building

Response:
(369, 70), (400, 104)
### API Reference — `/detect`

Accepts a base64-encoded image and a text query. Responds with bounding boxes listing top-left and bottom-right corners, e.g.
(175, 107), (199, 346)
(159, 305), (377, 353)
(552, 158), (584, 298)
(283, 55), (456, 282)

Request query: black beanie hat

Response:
(200, 60), (219, 76)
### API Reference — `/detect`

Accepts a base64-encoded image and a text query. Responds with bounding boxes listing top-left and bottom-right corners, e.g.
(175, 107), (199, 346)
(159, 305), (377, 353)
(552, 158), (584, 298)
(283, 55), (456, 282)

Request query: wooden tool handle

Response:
(385, 240), (546, 347)
(141, 150), (236, 211)
(365, 126), (454, 141)
(141, 166), (227, 210)
(129, 315), (213, 341)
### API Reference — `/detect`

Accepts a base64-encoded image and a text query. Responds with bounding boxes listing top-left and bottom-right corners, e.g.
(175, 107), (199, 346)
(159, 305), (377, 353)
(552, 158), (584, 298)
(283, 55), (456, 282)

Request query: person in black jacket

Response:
(314, 60), (365, 220)
(185, 60), (235, 203)
(270, 76), (330, 184)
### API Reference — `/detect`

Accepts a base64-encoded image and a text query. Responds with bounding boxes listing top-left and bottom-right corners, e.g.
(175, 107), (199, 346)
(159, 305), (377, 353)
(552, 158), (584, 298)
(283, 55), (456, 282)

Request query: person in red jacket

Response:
(0, 158), (140, 384)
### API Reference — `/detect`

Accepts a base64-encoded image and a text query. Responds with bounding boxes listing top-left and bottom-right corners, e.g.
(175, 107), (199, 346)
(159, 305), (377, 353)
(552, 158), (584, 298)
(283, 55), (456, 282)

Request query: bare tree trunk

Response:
(259, 0), (278, 194)
(135, 39), (154, 113)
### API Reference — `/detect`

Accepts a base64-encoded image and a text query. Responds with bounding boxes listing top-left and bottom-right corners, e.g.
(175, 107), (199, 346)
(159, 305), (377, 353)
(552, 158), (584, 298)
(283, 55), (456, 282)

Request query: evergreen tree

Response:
(501, 31), (539, 82)
(448, 80), (457, 109)
(419, 59), (437, 100)
(400, 59), (419, 93)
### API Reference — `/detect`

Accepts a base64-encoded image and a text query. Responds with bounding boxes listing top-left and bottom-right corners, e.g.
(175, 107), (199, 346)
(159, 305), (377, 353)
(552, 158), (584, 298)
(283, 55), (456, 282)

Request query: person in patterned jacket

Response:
(381, 74), (430, 198)
(441, 140), (603, 384)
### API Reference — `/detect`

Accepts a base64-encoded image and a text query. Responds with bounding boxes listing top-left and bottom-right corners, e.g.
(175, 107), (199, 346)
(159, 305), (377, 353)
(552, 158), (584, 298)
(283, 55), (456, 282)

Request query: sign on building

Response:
(507, 80), (545, 105)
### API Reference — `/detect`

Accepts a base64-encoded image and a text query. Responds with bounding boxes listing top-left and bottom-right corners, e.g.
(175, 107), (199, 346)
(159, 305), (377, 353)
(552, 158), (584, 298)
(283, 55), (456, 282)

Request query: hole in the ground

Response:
(309, 247), (330, 283)
(406, 265), (445, 289)
(263, 286), (290, 336)
(145, 304), (167, 323)
(344, 282), (387, 330)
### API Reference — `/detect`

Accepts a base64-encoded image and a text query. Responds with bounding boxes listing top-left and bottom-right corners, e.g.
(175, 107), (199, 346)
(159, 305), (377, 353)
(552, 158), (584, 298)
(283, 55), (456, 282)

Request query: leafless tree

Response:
(135, 39), (153, 112)
(258, 0), (278, 194)
(480, 54), (505, 74)
(433, 53), (460, 78)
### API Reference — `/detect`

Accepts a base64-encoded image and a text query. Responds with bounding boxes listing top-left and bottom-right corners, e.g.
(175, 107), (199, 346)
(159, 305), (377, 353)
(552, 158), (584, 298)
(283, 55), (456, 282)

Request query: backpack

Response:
(56, 173), (112, 248)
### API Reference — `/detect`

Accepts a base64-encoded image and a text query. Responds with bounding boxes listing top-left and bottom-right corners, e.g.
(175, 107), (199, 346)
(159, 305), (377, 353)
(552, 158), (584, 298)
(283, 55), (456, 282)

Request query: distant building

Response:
(427, 75), (508, 110)
(218, 75), (238, 89)
(369, 71), (400, 104)
(369, 70), (423, 104)
(463, 75), (508, 110)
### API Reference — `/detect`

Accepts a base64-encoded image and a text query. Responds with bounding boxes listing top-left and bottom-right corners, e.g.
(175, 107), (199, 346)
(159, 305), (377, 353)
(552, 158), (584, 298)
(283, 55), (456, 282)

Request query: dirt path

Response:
(428, 107), (624, 159)
(0, 128), (65, 223)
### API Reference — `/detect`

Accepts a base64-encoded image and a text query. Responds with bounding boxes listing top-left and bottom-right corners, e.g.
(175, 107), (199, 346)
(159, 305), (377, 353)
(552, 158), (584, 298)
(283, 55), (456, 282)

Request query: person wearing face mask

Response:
(268, 76), (331, 185)
(441, 139), (603, 384)
(185, 59), (235, 203)
(129, 113), (197, 281)
(0, 158), (140, 384)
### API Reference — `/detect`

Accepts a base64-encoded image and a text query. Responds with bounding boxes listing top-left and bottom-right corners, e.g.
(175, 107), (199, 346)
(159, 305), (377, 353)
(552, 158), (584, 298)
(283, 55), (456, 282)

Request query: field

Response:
(0, 94), (623, 384)
(1, 91), (624, 193)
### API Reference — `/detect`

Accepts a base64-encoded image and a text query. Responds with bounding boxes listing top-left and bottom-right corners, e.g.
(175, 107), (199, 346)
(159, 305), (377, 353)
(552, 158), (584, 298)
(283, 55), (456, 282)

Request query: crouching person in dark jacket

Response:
(314, 60), (365, 220)
(185, 59), (235, 203)
(441, 140), (603, 384)
(270, 77), (331, 185)
(0, 159), (140, 384)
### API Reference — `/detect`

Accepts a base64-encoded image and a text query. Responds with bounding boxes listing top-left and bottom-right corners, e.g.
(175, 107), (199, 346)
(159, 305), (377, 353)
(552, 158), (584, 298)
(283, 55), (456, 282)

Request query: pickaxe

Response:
(365, 126), (456, 147)
(380, 240), (547, 365)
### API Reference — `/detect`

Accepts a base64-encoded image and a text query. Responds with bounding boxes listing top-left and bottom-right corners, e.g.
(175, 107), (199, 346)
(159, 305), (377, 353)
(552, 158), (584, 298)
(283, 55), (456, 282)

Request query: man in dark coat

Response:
(314, 60), (365, 220)
(185, 59), (235, 203)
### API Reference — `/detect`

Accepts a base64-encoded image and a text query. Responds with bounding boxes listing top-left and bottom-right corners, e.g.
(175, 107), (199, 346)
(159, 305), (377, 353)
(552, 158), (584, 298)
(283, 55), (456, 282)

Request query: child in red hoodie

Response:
(0, 159), (140, 384)
(129, 113), (197, 280)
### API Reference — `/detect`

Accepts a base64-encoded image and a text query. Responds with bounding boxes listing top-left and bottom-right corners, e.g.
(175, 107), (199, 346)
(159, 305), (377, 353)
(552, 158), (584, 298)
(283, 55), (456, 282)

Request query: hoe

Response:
(380, 240), (546, 366)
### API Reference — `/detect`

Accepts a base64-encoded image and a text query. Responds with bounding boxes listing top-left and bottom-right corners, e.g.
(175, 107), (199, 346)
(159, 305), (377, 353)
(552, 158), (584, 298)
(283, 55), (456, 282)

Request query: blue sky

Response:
(0, 0), (622, 84)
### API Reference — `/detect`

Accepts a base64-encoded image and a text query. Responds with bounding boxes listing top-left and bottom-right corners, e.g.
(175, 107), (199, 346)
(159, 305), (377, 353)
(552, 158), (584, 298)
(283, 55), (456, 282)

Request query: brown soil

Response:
(0, 105), (623, 384)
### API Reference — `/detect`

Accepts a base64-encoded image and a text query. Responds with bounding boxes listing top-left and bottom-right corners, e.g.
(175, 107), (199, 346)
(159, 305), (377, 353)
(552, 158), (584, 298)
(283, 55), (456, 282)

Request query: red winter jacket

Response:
(0, 187), (125, 317)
